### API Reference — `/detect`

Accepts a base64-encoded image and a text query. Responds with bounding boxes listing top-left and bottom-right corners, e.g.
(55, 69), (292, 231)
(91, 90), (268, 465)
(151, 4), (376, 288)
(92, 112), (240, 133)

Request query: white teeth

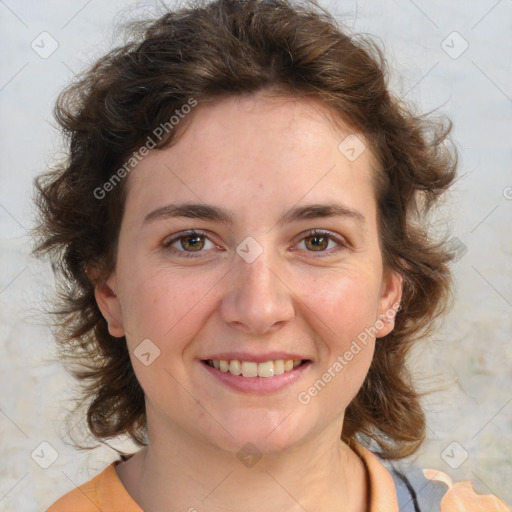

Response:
(241, 361), (258, 377)
(257, 361), (274, 378)
(274, 360), (285, 375)
(229, 360), (242, 375)
(206, 359), (304, 377)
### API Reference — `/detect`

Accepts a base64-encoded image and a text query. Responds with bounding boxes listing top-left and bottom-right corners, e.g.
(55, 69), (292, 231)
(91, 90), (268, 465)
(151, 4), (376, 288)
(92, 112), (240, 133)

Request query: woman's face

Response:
(96, 92), (401, 455)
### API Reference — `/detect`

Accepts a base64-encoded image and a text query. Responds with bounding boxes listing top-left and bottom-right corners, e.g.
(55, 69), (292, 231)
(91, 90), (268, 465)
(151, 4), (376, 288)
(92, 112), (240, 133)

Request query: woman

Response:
(33, 0), (509, 510)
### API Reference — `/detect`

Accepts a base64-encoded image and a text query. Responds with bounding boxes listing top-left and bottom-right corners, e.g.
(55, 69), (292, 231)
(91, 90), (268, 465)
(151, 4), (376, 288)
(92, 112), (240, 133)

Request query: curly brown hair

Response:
(33, 0), (457, 459)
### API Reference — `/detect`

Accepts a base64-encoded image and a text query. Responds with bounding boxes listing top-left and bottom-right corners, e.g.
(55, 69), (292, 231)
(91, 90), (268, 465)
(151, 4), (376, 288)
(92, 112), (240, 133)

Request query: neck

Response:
(116, 420), (369, 512)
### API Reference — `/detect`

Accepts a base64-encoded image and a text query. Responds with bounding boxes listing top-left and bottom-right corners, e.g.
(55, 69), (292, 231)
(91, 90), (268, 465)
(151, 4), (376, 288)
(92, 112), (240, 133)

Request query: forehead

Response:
(122, 92), (378, 226)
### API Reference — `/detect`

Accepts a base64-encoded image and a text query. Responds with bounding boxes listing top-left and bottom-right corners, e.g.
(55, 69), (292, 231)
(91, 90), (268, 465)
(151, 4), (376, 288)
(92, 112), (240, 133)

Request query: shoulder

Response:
(351, 440), (509, 511)
(386, 461), (510, 512)
(46, 461), (142, 512)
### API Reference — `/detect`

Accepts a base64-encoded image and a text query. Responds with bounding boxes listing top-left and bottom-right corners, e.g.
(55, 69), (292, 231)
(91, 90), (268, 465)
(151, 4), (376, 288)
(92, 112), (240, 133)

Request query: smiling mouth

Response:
(202, 359), (308, 378)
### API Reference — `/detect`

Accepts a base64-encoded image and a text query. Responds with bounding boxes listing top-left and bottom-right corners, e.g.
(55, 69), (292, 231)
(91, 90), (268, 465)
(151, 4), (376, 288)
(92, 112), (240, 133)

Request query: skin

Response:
(95, 90), (402, 512)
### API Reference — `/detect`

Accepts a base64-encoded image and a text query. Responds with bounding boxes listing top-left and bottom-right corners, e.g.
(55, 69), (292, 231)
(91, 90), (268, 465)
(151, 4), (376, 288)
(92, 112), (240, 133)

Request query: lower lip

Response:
(200, 361), (311, 394)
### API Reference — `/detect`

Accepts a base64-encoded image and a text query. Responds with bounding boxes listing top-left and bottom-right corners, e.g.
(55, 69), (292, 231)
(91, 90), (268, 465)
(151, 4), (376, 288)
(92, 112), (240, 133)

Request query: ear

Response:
(375, 268), (402, 339)
(87, 264), (125, 338)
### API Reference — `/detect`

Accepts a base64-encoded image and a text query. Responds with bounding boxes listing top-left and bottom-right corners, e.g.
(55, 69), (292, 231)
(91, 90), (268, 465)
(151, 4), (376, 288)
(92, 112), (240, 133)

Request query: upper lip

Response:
(201, 352), (310, 363)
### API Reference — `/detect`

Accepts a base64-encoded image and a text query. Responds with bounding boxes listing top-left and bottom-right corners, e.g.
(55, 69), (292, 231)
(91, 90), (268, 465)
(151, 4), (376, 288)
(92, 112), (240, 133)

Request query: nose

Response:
(219, 248), (295, 335)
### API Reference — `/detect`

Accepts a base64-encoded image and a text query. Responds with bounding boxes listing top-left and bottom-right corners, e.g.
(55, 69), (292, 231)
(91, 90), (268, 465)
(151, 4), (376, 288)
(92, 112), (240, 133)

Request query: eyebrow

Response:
(143, 201), (366, 227)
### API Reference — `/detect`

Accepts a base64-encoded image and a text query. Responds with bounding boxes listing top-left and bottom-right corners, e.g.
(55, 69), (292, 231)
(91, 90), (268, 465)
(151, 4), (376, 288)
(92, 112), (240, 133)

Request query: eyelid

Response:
(162, 228), (350, 258)
(294, 229), (350, 254)
(162, 229), (217, 258)
(162, 229), (208, 246)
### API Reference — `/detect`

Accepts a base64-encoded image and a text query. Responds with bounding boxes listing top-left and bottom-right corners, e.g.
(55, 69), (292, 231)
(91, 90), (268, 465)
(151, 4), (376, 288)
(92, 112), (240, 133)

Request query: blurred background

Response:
(0, 0), (511, 509)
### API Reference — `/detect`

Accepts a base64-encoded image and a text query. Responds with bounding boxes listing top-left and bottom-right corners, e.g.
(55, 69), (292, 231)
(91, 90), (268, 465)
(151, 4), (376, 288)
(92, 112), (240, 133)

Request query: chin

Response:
(204, 409), (319, 458)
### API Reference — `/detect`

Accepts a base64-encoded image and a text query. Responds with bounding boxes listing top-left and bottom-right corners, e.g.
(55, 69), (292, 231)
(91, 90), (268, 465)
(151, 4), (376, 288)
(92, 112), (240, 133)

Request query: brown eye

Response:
(163, 230), (215, 258)
(296, 229), (348, 256)
(179, 233), (205, 251)
(304, 233), (330, 251)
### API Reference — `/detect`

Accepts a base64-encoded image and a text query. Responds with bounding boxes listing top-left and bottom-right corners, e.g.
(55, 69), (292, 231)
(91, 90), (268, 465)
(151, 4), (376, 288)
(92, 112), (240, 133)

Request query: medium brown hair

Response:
(33, 0), (457, 459)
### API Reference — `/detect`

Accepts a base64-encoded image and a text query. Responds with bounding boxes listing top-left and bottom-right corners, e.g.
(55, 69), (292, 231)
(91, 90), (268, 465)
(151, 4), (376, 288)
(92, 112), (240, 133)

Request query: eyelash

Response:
(162, 229), (349, 258)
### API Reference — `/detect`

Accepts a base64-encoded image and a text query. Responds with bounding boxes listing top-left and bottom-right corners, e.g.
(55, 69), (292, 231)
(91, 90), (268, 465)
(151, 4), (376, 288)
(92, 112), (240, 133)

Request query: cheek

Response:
(301, 266), (381, 340)
(298, 269), (379, 397)
(118, 263), (217, 346)
(115, 266), (215, 401)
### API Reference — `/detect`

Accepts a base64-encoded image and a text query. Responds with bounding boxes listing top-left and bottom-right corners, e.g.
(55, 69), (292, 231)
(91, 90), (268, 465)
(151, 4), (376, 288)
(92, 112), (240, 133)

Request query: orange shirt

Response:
(46, 441), (509, 512)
